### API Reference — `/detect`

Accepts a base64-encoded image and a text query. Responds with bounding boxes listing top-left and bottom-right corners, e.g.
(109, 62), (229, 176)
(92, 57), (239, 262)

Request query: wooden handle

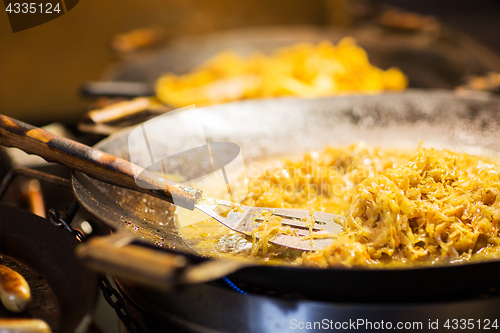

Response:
(0, 114), (201, 209)
(86, 97), (152, 124)
(76, 233), (250, 290)
(75, 233), (188, 291)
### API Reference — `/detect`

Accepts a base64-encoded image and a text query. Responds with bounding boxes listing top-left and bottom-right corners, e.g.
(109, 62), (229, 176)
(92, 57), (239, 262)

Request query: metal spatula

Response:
(0, 114), (344, 251)
(195, 198), (344, 251)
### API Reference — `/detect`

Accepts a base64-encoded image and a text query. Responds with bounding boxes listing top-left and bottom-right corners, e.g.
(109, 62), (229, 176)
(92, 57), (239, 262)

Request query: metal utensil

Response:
(0, 114), (343, 251)
(196, 199), (343, 251)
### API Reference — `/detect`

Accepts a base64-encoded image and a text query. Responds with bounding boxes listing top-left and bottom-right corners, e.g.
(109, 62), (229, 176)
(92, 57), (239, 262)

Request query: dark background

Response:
(380, 0), (500, 53)
(1, 0), (499, 125)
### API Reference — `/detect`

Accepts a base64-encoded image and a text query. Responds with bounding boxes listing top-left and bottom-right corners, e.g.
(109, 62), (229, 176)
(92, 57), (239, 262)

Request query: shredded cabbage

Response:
(184, 143), (500, 268)
(243, 143), (500, 267)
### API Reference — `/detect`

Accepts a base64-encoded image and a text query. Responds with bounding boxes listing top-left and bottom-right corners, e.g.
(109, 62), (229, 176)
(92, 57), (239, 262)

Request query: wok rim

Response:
(71, 90), (500, 301)
(72, 89), (500, 273)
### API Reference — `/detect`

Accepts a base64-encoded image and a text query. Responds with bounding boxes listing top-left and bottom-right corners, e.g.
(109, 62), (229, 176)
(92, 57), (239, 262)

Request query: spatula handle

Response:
(76, 233), (249, 289)
(76, 233), (189, 291)
(0, 114), (201, 209)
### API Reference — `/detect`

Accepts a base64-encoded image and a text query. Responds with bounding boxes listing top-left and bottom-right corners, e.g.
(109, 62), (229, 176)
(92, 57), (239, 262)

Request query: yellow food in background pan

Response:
(156, 38), (408, 107)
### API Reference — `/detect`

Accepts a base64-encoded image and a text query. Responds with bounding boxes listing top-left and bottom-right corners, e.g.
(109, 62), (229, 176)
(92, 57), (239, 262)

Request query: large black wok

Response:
(71, 90), (500, 302)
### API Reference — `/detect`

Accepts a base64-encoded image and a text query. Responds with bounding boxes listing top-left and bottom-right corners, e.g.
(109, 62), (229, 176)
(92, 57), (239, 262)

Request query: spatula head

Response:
(194, 199), (344, 251)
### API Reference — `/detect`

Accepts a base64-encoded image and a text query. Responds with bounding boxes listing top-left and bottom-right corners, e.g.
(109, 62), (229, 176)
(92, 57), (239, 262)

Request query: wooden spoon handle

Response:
(0, 114), (201, 209)
(76, 233), (249, 290)
(76, 233), (188, 291)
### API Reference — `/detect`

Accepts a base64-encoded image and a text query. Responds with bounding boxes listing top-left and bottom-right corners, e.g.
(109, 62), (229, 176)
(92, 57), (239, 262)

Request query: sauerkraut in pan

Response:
(181, 143), (500, 268)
